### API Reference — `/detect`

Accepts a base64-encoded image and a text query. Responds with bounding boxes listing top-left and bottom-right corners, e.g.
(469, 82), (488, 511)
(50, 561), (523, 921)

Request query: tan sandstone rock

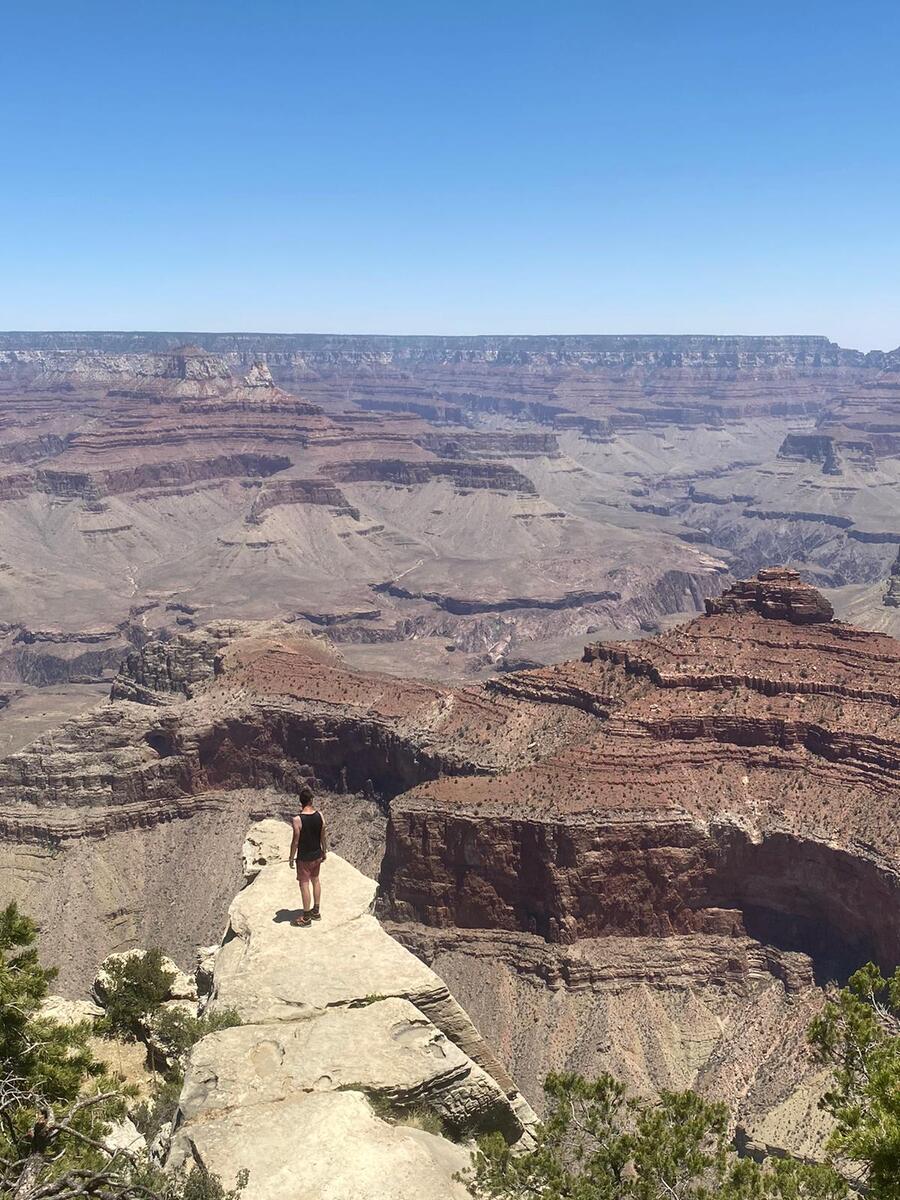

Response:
(169, 819), (536, 1200)
(176, 1091), (470, 1200)
(40, 995), (103, 1024)
(102, 1116), (146, 1157)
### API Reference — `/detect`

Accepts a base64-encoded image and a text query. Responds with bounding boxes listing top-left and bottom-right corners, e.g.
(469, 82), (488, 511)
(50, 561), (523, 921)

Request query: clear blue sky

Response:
(2, 0), (898, 349)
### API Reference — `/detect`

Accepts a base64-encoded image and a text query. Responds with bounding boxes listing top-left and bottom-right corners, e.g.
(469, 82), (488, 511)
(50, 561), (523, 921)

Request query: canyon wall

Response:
(1, 330), (892, 366)
(1, 331), (898, 709)
(0, 573), (897, 1159)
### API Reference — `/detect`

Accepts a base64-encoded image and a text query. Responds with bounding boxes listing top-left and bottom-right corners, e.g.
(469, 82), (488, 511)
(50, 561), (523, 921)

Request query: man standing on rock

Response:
(289, 787), (327, 927)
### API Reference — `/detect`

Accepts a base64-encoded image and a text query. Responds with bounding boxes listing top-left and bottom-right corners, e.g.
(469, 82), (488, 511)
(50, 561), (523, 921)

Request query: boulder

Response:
(175, 1091), (470, 1200)
(40, 995), (103, 1025)
(149, 1121), (174, 1165)
(102, 1116), (146, 1157)
(166, 970), (199, 1003)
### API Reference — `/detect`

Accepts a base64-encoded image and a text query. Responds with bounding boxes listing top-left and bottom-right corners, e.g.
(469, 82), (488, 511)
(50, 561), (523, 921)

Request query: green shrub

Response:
(465, 1072), (848, 1199)
(809, 962), (900, 1198)
(0, 901), (245, 1200)
(131, 1075), (185, 1142)
(150, 1006), (243, 1065)
(366, 1093), (451, 1140)
(97, 948), (176, 1042)
(0, 901), (127, 1172)
(128, 1161), (248, 1200)
(97, 947), (241, 1077)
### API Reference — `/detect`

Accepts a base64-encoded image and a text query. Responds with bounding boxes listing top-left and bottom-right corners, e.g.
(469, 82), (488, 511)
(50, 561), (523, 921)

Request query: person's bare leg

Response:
(312, 869), (321, 909)
(300, 864), (314, 907)
(292, 867), (313, 926)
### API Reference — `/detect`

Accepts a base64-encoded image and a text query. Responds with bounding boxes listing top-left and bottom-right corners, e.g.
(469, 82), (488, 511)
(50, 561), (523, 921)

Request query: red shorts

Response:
(297, 857), (322, 879)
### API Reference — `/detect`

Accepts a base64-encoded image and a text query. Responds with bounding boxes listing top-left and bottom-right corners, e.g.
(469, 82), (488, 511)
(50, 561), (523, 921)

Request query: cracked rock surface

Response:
(168, 820), (535, 1200)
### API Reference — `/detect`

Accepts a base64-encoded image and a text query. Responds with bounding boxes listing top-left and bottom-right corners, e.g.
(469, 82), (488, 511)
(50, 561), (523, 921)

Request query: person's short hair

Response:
(297, 783), (314, 805)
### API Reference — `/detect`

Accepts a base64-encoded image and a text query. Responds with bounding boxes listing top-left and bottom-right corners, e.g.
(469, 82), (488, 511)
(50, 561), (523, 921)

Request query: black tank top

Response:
(297, 810), (323, 860)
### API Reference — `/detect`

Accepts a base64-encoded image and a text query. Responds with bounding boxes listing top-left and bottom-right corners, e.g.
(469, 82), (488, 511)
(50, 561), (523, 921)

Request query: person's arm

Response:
(289, 816), (300, 868)
(320, 816), (328, 859)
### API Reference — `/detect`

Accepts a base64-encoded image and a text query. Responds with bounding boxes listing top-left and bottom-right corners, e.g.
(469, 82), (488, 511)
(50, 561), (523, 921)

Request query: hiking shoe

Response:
(310, 906), (321, 921)
(291, 912), (312, 928)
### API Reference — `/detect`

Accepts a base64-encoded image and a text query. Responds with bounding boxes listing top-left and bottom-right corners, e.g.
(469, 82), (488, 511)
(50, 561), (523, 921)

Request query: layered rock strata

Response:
(4, 572), (900, 973)
(329, 457), (538, 493)
(1, 335), (745, 685)
(704, 567), (834, 623)
(380, 571), (900, 973)
(7, 329), (900, 690)
(0, 331), (883, 368)
(388, 922), (834, 1158)
(0, 624), (602, 849)
(1, 570), (898, 1162)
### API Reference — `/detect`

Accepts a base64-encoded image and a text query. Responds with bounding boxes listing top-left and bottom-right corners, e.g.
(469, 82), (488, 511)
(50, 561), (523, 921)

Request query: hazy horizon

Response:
(2, 328), (896, 351)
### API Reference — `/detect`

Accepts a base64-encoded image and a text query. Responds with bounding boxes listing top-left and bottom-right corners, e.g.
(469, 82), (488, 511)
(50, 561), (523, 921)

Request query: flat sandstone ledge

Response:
(168, 819), (535, 1200)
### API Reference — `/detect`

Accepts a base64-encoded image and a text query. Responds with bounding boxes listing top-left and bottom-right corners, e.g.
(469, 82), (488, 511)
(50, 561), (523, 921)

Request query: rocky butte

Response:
(1, 566), (898, 1165)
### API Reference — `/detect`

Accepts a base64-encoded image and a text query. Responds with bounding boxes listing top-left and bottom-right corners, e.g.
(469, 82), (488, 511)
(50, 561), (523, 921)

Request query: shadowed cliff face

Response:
(190, 709), (462, 799)
(378, 813), (894, 979)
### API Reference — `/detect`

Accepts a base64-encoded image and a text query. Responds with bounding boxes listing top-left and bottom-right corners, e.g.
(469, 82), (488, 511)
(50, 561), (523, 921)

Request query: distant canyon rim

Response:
(1, 331), (898, 737)
(1, 331), (899, 1160)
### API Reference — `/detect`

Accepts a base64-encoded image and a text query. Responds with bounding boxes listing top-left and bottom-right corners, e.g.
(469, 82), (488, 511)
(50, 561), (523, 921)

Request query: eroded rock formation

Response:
(703, 567), (835, 623)
(0, 337), (741, 701)
(382, 572), (898, 963)
(3, 329), (900, 709)
(0, 569), (897, 1164)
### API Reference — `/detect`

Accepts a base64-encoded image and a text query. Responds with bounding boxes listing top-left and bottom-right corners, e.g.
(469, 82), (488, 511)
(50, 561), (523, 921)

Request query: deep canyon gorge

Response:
(1, 333), (899, 1178)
